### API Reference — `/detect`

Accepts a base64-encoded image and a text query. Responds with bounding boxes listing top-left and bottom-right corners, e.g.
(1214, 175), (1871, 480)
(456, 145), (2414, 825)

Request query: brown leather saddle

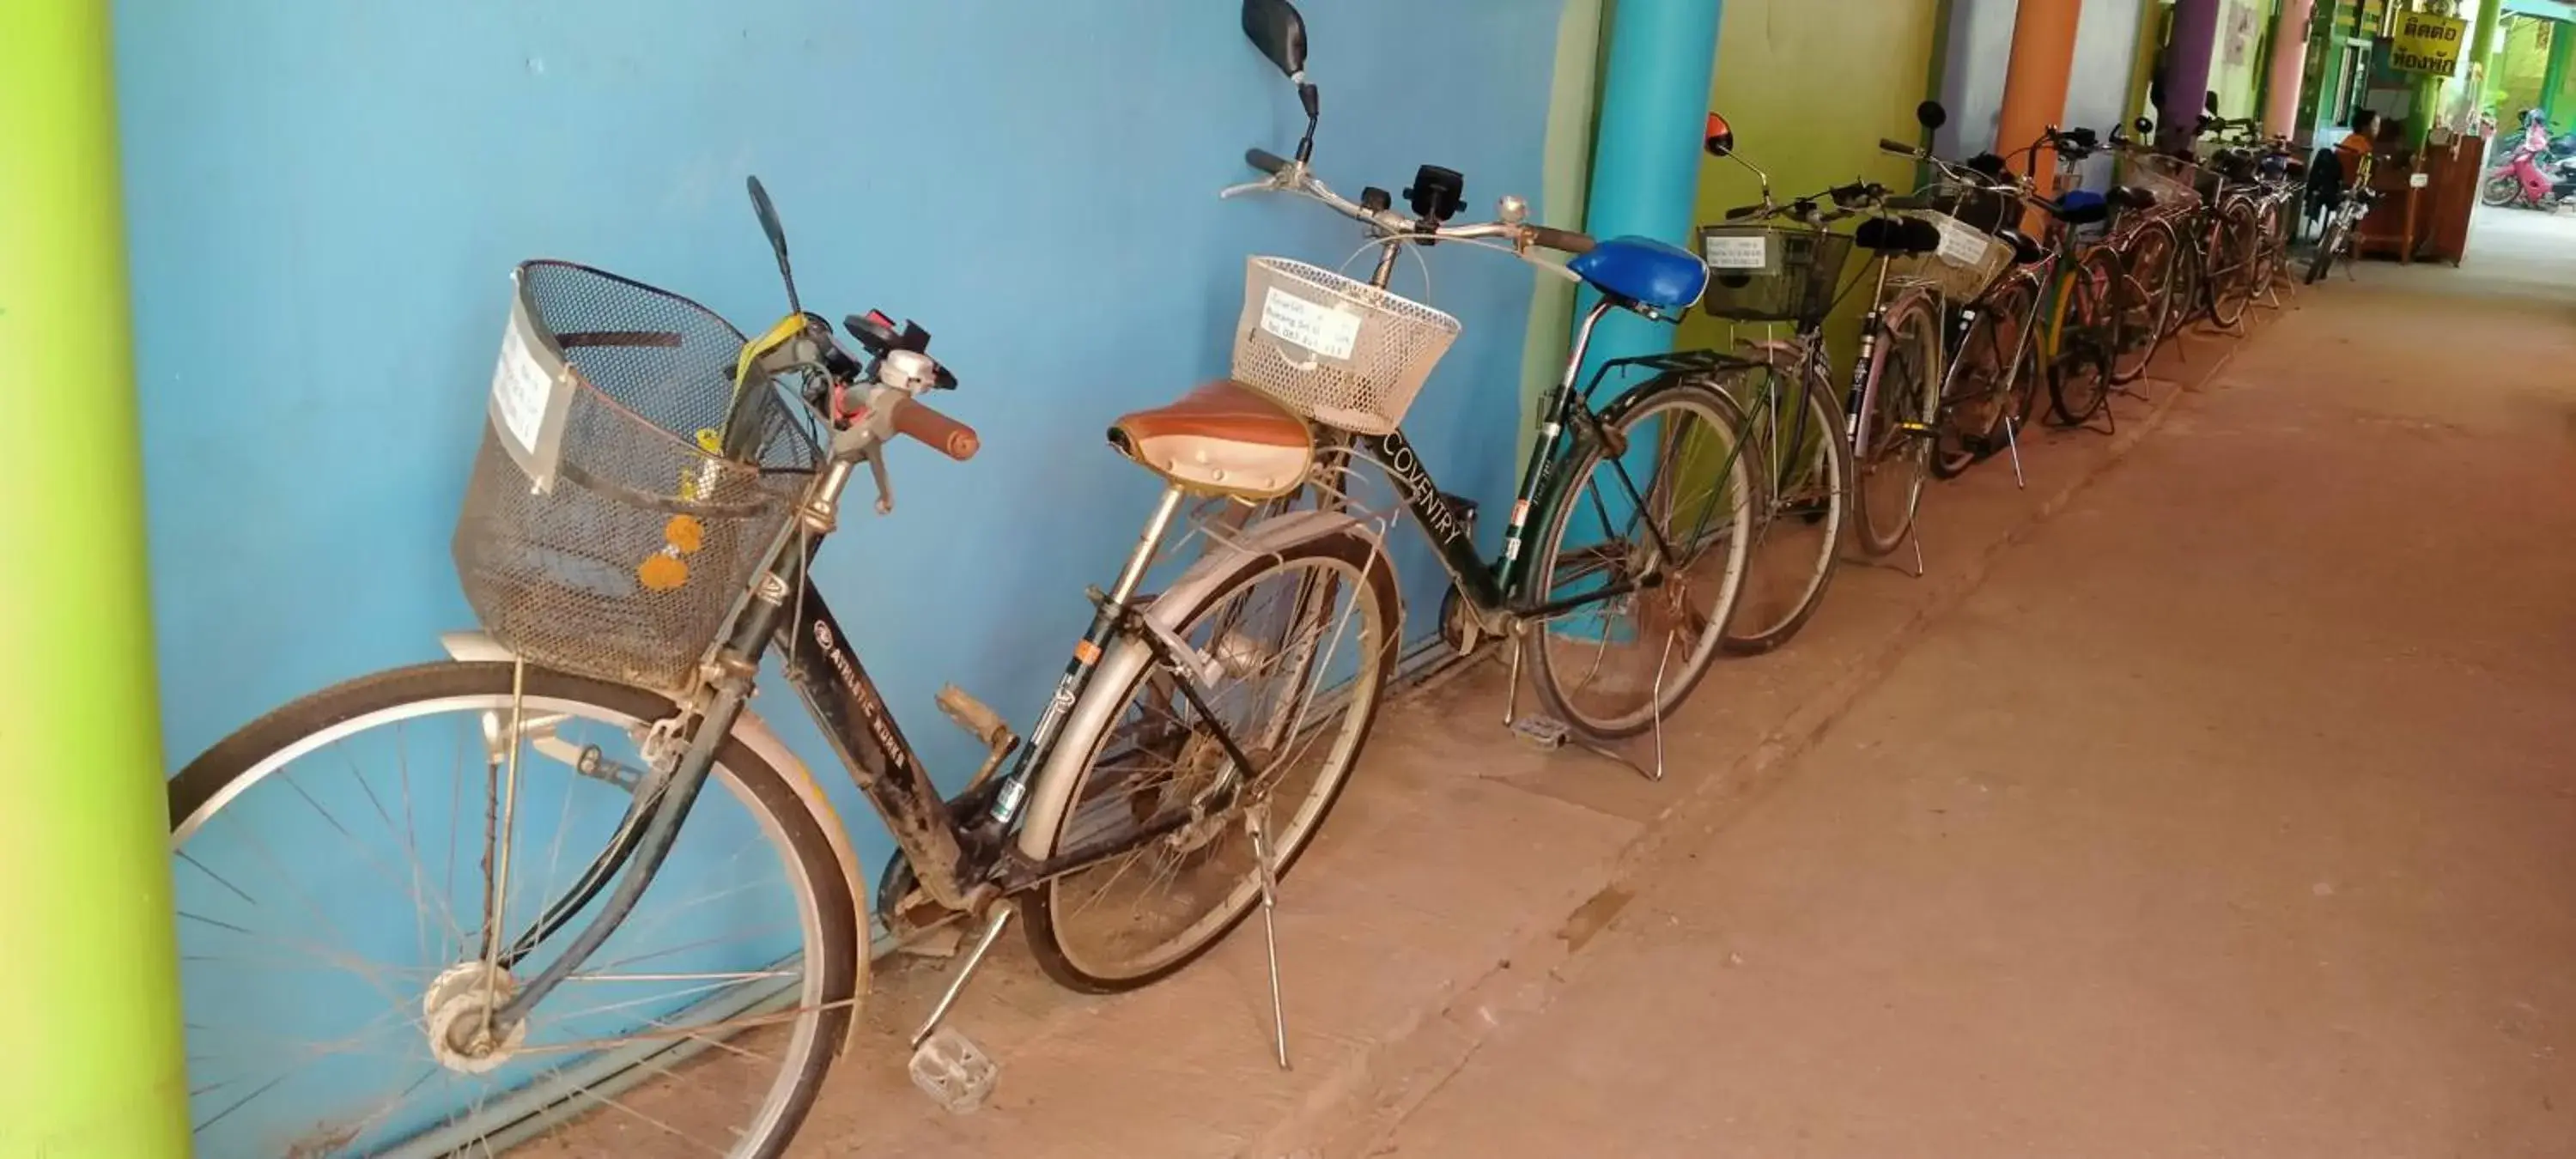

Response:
(1106, 380), (1315, 499)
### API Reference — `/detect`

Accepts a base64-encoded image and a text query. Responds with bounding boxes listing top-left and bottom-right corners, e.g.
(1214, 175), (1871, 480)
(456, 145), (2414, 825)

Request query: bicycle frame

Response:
(1332, 292), (1684, 633)
(483, 379), (1272, 1029)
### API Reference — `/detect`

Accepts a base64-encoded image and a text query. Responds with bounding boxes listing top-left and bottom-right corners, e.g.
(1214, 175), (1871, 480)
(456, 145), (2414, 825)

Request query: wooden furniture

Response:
(2354, 131), (2485, 265)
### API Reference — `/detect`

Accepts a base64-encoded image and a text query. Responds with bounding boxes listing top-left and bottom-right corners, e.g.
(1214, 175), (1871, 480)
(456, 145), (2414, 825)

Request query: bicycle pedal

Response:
(1509, 715), (1571, 749)
(908, 1026), (999, 1114)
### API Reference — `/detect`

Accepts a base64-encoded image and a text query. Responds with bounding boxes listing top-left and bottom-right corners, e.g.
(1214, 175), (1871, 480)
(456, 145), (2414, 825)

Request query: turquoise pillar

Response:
(1575, 0), (1724, 383)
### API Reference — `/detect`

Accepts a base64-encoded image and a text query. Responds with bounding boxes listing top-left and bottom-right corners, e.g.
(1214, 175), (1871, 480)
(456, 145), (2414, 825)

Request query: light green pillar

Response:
(0, 3), (191, 1157)
(1519, 0), (1609, 458)
(2544, 19), (2575, 130)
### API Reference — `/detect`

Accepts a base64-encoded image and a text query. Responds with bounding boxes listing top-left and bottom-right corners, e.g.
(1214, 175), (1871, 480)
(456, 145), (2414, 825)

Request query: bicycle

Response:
(1688, 121), (1964, 647)
(170, 166), (1413, 1159)
(1224, 0), (1753, 749)
(2306, 145), (2380, 284)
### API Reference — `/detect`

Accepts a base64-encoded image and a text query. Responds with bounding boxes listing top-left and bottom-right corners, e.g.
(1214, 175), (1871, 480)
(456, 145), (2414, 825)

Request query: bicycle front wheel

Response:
(1527, 377), (1753, 739)
(1722, 355), (1848, 656)
(2208, 202), (2261, 328)
(2049, 246), (2124, 426)
(1852, 291), (1941, 557)
(1023, 525), (1398, 992)
(2306, 218), (2347, 284)
(168, 662), (860, 1159)
(2109, 219), (2176, 385)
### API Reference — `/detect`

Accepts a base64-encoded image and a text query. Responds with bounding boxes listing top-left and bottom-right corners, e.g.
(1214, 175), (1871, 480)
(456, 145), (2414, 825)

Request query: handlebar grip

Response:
(1883, 195), (1936, 211)
(1880, 137), (1918, 155)
(1527, 225), (1595, 254)
(893, 398), (979, 461)
(1246, 148), (1290, 175)
(1722, 203), (1763, 221)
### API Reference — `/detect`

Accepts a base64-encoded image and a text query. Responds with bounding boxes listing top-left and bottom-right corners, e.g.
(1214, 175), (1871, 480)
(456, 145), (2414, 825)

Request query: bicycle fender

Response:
(439, 630), (872, 1047)
(1010, 509), (1371, 861)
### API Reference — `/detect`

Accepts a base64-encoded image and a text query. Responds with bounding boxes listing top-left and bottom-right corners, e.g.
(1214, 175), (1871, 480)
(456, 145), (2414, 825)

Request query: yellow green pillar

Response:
(2545, 20), (2576, 131)
(0, 3), (191, 1156)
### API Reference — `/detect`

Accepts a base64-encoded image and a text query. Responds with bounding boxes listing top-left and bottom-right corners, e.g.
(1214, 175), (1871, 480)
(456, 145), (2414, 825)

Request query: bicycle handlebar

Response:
(891, 397), (978, 461)
(1229, 148), (1591, 264)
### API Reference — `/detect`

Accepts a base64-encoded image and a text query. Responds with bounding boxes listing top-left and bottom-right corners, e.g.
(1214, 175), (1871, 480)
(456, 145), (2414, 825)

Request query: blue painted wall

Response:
(119, 0), (1566, 869)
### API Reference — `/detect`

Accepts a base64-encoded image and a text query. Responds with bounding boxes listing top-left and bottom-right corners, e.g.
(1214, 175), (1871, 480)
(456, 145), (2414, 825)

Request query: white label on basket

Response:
(1702, 234), (1774, 270)
(491, 317), (555, 454)
(1933, 218), (1988, 267)
(1259, 288), (1363, 361)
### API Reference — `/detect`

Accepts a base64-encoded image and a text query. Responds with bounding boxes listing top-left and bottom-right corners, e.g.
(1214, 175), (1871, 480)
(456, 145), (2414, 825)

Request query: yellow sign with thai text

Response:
(2391, 12), (2468, 76)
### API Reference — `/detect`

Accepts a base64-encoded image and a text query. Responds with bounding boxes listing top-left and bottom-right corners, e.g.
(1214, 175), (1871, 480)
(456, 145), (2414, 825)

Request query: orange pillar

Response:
(1995, 0), (2085, 187)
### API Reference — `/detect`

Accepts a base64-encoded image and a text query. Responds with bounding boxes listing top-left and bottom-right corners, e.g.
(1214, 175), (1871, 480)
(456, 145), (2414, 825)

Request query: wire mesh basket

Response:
(1880, 210), (2014, 302)
(1232, 256), (1461, 435)
(1696, 226), (1852, 325)
(453, 260), (818, 694)
(2123, 153), (2206, 212)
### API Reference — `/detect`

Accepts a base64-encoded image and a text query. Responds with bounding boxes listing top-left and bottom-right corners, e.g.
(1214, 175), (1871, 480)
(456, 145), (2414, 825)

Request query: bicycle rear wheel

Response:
(168, 662), (860, 1159)
(1935, 280), (2035, 478)
(1527, 377), (1753, 739)
(1722, 351), (1847, 655)
(1852, 291), (1941, 557)
(2165, 229), (2206, 336)
(1022, 525), (1397, 992)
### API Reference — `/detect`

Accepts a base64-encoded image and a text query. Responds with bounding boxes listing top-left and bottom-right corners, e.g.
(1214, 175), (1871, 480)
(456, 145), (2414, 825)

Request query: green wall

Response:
(1680, 0), (1947, 358)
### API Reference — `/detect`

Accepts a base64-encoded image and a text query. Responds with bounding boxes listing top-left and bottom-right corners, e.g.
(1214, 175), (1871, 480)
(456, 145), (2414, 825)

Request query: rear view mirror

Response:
(2135, 116), (2154, 137)
(1242, 0), (1308, 77)
(1917, 100), (1948, 131)
(1704, 112), (1735, 157)
(745, 176), (801, 314)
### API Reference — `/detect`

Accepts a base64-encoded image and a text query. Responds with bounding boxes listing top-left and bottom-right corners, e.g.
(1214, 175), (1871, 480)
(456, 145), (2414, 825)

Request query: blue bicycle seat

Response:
(1568, 235), (1707, 312)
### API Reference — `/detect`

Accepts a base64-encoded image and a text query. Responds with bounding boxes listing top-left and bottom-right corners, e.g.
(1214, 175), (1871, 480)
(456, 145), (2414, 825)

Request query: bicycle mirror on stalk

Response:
(1917, 100), (1948, 131)
(746, 175), (802, 315)
(1242, 0), (1320, 161)
(1704, 112), (1735, 157)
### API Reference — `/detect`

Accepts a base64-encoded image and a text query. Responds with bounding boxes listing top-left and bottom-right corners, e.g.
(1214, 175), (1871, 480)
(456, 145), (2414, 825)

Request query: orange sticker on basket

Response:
(637, 553), (690, 592)
(665, 514), (705, 555)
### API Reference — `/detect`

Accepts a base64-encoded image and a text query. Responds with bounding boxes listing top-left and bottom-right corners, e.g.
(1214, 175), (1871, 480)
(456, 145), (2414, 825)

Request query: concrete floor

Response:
(778, 210), (2576, 1156)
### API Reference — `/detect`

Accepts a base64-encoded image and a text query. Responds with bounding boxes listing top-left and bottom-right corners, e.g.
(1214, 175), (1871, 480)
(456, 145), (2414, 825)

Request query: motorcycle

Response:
(2480, 142), (2576, 210)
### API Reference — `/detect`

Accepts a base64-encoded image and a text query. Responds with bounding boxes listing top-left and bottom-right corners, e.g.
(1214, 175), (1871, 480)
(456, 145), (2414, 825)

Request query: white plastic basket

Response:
(1231, 256), (1461, 435)
(1881, 211), (2014, 302)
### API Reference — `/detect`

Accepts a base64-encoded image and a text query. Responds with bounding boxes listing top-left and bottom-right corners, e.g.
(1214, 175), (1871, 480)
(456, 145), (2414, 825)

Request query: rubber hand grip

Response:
(1527, 225), (1595, 254)
(1247, 148), (1290, 175)
(1722, 203), (1762, 220)
(1880, 137), (1917, 155)
(893, 399), (979, 461)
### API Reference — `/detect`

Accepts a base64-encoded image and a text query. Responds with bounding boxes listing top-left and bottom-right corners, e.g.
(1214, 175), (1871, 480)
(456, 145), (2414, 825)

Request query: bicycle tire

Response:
(1852, 290), (1941, 557)
(1526, 376), (1752, 740)
(1722, 354), (1847, 656)
(1935, 278), (2035, 479)
(2481, 173), (2521, 208)
(2208, 201), (2260, 328)
(2306, 219), (2346, 284)
(2165, 229), (2205, 336)
(2049, 246), (2124, 426)
(2110, 219), (2176, 385)
(169, 661), (860, 1159)
(1022, 525), (1398, 992)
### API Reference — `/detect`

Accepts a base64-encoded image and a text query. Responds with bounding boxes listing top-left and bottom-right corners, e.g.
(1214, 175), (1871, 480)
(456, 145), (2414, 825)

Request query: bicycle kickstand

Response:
(2002, 415), (2027, 490)
(1249, 804), (1292, 1071)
